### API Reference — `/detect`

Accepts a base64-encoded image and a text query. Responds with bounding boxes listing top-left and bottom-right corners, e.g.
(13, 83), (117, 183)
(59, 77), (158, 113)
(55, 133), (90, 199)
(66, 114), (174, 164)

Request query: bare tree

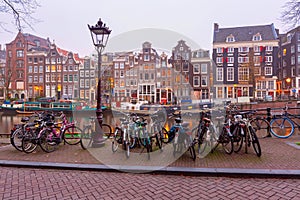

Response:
(0, 0), (40, 32)
(281, 0), (300, 29)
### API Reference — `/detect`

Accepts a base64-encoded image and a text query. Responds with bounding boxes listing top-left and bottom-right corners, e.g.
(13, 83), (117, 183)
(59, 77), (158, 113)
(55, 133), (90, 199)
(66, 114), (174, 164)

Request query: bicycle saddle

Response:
(175, 118), (182, 123)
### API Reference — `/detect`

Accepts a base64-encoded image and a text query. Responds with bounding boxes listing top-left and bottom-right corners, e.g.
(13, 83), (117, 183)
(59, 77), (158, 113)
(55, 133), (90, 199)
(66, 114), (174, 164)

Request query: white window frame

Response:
(265, 67), (272, 75)
(216, 68), (223, 81)
(227, 67), (234, 81)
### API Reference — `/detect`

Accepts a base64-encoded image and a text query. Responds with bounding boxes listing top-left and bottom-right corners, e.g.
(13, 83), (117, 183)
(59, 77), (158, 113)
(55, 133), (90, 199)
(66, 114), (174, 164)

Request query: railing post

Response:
(266, 107), (272, 137)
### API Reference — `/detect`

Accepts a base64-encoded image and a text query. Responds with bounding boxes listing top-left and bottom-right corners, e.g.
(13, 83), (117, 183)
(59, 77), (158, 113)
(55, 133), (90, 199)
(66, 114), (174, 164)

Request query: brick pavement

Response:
(0, 167), (300, 199)
(1, 134), (300, 172)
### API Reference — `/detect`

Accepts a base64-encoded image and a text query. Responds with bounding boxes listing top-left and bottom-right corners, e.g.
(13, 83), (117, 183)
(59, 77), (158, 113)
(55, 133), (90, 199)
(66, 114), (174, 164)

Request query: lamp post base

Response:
(92, 140), (105, 148)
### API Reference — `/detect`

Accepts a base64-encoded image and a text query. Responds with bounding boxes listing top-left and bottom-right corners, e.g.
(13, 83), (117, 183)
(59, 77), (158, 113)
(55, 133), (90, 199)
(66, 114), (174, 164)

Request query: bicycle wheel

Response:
(232, 126), (243, 153)
(160, 127), (169, 144)
(220, 128), (233, 154)
(270, 117), (294, 138)
(39, 129), (58, 153)
(81, 126), (93, 149)
(249, 126), (262, 157)
(10, 128), (24, 152)
(250, 118), (270, 138)
(154, 132), (163, 151)
(197, 129), (208, 155)
(22, 131), (38, 153)
(102, 124), (112, 141)
(64, 126), (82, 145)
(187, 136), (196, 161)
(112, 128), (122, 153)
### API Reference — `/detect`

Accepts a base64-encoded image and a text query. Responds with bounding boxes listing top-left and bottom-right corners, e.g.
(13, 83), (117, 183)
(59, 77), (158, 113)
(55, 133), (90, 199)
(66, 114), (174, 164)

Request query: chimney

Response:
(214, 23), (219, 32)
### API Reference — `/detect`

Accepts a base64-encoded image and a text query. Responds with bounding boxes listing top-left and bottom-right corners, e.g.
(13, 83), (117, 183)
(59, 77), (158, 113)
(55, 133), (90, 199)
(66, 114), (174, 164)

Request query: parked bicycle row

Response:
(10, 103), (296, 160)
(10, 111), (84, 153)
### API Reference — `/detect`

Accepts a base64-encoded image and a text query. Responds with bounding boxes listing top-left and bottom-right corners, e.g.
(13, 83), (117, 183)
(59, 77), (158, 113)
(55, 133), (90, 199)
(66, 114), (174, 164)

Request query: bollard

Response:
(266, 107), (272, 137)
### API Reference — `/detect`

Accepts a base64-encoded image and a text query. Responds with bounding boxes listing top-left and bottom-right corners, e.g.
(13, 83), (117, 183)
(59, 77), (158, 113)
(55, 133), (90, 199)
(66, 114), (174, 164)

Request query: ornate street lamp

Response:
(88, 18), (111, 147)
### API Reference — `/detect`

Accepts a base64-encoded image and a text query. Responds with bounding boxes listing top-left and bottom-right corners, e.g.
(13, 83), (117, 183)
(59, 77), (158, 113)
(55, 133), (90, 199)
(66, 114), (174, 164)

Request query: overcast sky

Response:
(0, 0), (289, 57)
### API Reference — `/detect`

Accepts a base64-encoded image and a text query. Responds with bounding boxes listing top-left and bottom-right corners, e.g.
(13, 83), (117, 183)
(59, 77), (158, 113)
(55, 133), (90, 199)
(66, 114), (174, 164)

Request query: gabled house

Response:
(212, 23), (279, 102)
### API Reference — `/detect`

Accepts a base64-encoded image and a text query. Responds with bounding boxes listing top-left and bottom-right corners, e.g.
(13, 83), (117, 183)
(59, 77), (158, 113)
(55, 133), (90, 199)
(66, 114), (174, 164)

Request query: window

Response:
(34, 66), (38, 73)
(69, 66), (73, 71)
(238, 47), (249, 52)
(254, 46), (261, 52)
(298, 44), (300, 52)
(238, 57), (249, 63)
(216, 48), (223, 53)
(266, 46), (273, 52)
(193, 76), (200, 87)
(120, 70), (124, 78)
(39, 66), (43, 73)
(34, 57), (38, 63)
(69, 75), (73, 82)
(28, 66), (33, 73)
(216, 68), (223, 81)
(254, 56), (261, 65)
(51, 74), (56, 82)
(175, 63), (181, 71)
(85, 79), (90, 88)
(72, 74), (77, 82)
(265, 56), (273, 62)
(201, 76), (207, 86)
(120, 63), (124, 69)
(114, 63), (119, 69)
(28, 58), (32, 63)
(298, 55), (300, 64)
(79, 71), (84, 77)
(254, 67), (261, 75)
(85, 71), (89, 77)
(227, 67), (234, 81)
(64, 75), (68, 82)
(227, 47), (234, 53)
(265, 67), (272, 75)
(238, 67), (249, 81)
(193, 64), (200, 74)
(28, 76), (32, 83)
(46, 74), (50, 82)
(227, 57), (234, 64)
(34, 76), (38, 83)
(39, 76), (43, 83)
(226, 35), (235, 42)
(216, 57), (223, 64)
(201, 63), (208, 73)
(292, 56), (295, 65)
(182, 62), (189, 72)
(253, 34), (262, 41)
(16, 50), (24, 57)
(80, 80), (84, 87)
(57, 74), (61, 82)
(90, 71), (95, 77)
(115, 70), (119, 78)
(291, 45), (295, 53)
(144, 55), (150, 61)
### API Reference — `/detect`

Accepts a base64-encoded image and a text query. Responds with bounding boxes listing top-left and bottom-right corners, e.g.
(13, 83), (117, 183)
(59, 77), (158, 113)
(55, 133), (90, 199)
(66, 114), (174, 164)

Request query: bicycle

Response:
(81, 116), (112, 149)
(230, 111), (262, 157)
(111, 114), (133, 158)
(193, 111), (234, 157)
(38, 112), (83, 152)
(130, 116), (152, 160)
(171, 117), (196, 161)
(269, 104), (300, 138)
(21, 113), (56, 153)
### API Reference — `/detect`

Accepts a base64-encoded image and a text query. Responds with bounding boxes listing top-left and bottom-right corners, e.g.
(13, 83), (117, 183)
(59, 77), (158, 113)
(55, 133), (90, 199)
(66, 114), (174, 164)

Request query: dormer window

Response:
(226, 34), (235, 42)
(34, 40), (40, 47)
(253, 33), (262, 41)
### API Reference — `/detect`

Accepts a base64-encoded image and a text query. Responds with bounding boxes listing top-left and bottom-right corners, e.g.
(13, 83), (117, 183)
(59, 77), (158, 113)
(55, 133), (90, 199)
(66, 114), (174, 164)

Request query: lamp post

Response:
(88, 18), (111, 147)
